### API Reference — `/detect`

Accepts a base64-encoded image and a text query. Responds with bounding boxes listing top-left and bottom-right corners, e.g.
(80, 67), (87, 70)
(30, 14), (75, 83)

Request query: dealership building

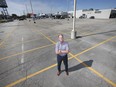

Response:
(68, 8), (116, 19)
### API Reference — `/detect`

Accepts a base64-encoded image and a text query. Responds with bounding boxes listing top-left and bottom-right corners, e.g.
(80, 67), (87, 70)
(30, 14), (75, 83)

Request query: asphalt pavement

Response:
(0, 18), (116, 87)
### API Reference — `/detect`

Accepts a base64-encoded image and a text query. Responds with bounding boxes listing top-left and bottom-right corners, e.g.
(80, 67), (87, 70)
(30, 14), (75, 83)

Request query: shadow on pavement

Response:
(76, 30), (116, 39)
(68, 60), (93, 72)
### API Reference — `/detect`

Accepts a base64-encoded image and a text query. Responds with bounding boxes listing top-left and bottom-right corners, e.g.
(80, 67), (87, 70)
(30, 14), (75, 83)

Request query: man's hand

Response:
(58, 50), (62, 54)
(56, 50), (62, 54)
(56, 50), (69, 54)
(61, 50), (69, 54)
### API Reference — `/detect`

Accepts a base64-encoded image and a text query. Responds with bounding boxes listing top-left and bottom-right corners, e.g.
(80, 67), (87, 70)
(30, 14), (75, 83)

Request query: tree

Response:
(89, 8), (94, 11)
(11, 14), (18, 19)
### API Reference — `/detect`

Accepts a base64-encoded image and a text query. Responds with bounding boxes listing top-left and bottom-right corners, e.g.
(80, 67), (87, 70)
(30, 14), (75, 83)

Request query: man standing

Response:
(55, 34), (70, 76)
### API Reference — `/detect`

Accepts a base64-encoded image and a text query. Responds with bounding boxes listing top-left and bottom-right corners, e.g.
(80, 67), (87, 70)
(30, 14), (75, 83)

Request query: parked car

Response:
(89, 16), (95, 19)
(18, 17), (26, 21)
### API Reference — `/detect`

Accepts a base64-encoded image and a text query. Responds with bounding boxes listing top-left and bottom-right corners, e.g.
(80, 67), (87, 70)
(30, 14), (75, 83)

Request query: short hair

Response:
(58, 34), (64, 38)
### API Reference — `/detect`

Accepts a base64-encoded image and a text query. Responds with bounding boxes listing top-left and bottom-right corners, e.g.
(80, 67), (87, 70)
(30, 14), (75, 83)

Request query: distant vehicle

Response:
(52, 12), (68, 19)
(79, 14), (87, 19)
(19, 18), (24, 21)
(52, 13), (61, 19)
(89, 16), (95, 19)
(18, 17), (26, 21)
(37, 13), (48, 19)
(47, 14), (53, 18)
(7, 18), (14, 22)
(79, 16), (85, 19)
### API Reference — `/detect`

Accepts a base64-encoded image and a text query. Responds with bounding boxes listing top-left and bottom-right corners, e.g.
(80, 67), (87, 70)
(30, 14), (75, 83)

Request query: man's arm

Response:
(56, 50), (69, 54)
(55, 42), (70, 54)
(61, 43), (70, 54)
(55, 43), (62, 54)
(56, 50), (62, 54)
(61, 50), (69, 54)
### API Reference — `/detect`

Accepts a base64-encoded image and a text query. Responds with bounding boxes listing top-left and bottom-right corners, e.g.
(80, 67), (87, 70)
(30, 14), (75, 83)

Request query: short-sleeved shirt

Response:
(55, 41), (69, 56)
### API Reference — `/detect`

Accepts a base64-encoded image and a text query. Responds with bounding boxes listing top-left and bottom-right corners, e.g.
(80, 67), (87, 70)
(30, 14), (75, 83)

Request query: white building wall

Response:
(91, 9), (111, 19)
(76, 10), (83, 18)
(68, 9), (112, 19)
(68, 10), (82, 18)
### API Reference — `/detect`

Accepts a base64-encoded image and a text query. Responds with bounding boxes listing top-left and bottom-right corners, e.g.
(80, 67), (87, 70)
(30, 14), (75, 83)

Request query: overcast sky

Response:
(0, 0), (116, 16)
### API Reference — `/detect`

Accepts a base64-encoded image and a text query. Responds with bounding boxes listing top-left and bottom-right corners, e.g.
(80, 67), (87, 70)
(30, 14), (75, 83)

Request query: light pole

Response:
(25, 4), (28, 14)
(71, 0), (77, 39)
(30, 0), (36, 23)
(30, 0), (33, 14)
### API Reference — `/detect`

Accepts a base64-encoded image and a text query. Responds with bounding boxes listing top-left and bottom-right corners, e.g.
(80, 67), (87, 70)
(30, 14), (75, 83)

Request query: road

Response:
(0, 18), (116, 87)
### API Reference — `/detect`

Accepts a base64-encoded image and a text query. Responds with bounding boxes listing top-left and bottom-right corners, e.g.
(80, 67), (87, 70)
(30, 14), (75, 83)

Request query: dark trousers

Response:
(57, 54), (68, 72)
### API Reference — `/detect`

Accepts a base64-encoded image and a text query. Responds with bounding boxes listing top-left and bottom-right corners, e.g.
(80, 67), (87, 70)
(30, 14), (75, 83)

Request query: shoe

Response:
(57, 71), (61, 76)
(66, 72), (69, 76)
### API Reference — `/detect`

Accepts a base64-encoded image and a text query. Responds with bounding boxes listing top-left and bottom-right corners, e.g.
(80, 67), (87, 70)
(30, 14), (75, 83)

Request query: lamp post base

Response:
(71, 31), (77, 39)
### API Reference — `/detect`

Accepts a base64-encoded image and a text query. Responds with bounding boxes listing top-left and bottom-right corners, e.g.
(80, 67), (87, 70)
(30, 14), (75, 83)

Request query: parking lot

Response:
(0, 18), (116, 87)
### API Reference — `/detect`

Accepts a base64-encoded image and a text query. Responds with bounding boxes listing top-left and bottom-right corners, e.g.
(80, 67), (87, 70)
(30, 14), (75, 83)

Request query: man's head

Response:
(58, 34), (64, 43)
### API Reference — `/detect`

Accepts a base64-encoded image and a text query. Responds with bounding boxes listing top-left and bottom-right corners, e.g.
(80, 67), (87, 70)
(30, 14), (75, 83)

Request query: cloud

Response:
(33, 1), (66, 14)
(6, 0), (66, 16)
(7, 0), (25, 15)
(32, 1), (52, 14)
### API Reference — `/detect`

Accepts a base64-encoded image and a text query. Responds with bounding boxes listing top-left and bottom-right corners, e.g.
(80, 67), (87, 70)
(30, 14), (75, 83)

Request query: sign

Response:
(0, 0), (8, 8)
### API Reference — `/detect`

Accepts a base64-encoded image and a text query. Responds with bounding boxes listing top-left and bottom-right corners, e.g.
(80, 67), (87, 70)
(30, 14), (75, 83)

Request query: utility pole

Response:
(71, 0), (77, 39)
(23, 10), (25, 15)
